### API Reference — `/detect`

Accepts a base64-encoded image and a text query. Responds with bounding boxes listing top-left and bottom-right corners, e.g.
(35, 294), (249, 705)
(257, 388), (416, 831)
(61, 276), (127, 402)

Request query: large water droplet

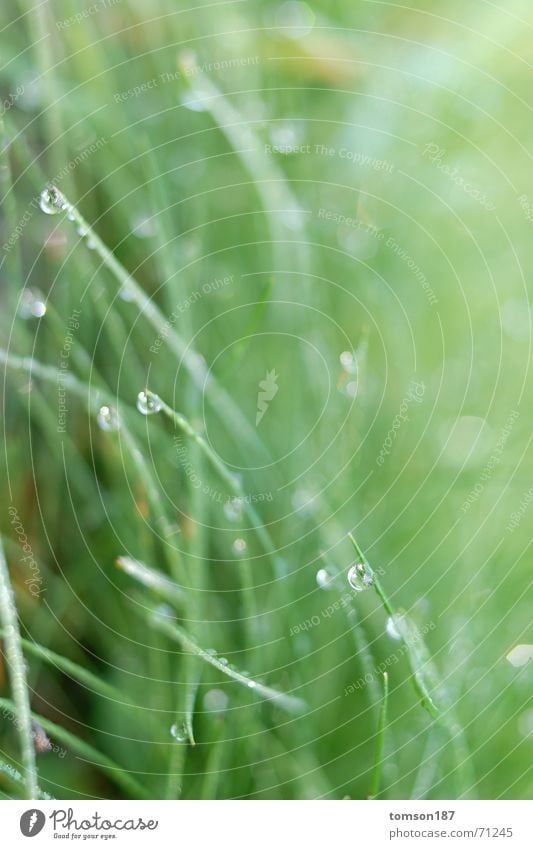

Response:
(223, 498), (242, 522)
(39, 185), (67, 215)
(136, 390), (162, 415)
(232, 538), (247, 555)
(97, 405), (121, 432)
(316, 568), (334, 590)
(18, 289), (46, 319)
(170, 722), (187, 743)
(347, 562), (374, 592)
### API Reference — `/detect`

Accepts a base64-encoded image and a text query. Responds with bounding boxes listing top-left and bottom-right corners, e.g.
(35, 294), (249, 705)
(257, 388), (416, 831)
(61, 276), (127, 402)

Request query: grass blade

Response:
(369, 671), (389, 799)
(0, 537), (38, 799)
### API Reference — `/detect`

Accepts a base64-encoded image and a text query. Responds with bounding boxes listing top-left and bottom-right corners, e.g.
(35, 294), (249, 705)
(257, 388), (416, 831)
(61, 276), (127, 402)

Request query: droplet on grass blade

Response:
(39, 185), (67, 215)
(170, 723), (187, 743)
(18, 289), (46, 319)
(506, 644), (533, 668)
(339, 350), (356, 373)
(136, 390), (162, 415)
(97, 405), (121, 432)
(347, 563), (374, 592)
(316, 568), (334, 590)
(203, 689), (229, 712)
(386, 616), (402, 641)
(232, 538), (247, 555)
(224, 498), (242, 522)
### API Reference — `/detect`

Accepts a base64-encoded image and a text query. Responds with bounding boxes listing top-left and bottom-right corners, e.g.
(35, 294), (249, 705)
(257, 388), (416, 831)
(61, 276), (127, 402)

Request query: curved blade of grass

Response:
(0, 538), (38, 799)
(348, 532), (476, 797)
(116, 556), (185, 606)
(0, 698), (151, 799)
(147, 605), (306, 715)
(42, 190), (269, 462)
(0, 629), (123, 705)
(369, 671), (389, 799)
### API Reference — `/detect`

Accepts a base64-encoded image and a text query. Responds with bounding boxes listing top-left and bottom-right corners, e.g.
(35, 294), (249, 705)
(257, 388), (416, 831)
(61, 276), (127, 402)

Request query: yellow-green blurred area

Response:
(0, 0), (531, 799)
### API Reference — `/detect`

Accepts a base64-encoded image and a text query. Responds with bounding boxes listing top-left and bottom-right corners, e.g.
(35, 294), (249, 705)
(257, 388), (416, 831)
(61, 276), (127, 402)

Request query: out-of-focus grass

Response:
(0, 0), (531, 799)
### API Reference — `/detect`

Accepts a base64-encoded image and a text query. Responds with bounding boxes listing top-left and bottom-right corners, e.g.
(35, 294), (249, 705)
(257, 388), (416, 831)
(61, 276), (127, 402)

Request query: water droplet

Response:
(119, 283), (135, 302)
(67, 210), (75, 221)
(269, 122), (301, 154)
(39, 185), (67, 215)
(316, 568), (334, 590)
(77, 224), (88, 237)
(136, 390), (162, 415)
(170, 722), (187, 743)
(18, 289), (46, 319)
(344, 380), (358, 398)
(275, 1), (315, 39)
(232, 538), (247, 555)
(206, 648), (217, 657)
(340, 350), (356, 373)
(247, 680), (257, 689)
(386, 616), (401, 641)
(86, 237), (96, 250)
(223, 498), (242, 522)
(97, 405), (121, 432)
(203, 689), (229, 712)
(506, 644), (533, 668)
(153, 603), (175, 621)
(347, 563), (374, 592)
(219, 657), (229, 666)
(131, 213), (157, 239)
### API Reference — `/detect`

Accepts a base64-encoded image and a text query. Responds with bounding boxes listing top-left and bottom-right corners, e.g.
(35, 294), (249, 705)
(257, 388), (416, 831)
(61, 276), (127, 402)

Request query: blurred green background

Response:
(0, 0), (531, 800)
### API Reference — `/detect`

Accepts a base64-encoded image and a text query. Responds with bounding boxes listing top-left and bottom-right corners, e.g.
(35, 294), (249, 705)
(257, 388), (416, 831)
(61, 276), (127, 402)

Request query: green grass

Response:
(0, 0), (532, 800)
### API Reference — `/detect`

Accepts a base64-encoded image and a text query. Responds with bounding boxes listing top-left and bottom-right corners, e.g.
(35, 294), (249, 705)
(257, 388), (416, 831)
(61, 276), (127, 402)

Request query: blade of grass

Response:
(369, 671), (388, 799)
(348, 532), (476, 797)
(146, 605), (306, 715)
(0, 537), (38, 799)
(0, 758), (53, 800)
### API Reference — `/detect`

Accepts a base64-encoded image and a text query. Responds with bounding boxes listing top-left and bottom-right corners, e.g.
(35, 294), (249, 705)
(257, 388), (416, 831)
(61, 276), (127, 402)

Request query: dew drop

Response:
(86, 237), (96, 250)
(77, 225), (88, 237)
(386, 616), (401, 641)
(219, 657), (229, 666)
(347, 562), (374, 592)
(232, 538), (247, 555)
(39, 185), (66, 215)
(206, 648), (217, 657)
(316, 567), (334, 590)
(97, 405), (121, 433)
(170, 722), (187, 743)
(203, 689), (229, 713)
(340, 350), (356, 374)
(119, 284), (135, 302)
(247, 680), (257, 689)
(506, 644), (533, 668)
(223, 498), (242, 522)
(18, 289), (46, 319)
(136, 390), (162, 415)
